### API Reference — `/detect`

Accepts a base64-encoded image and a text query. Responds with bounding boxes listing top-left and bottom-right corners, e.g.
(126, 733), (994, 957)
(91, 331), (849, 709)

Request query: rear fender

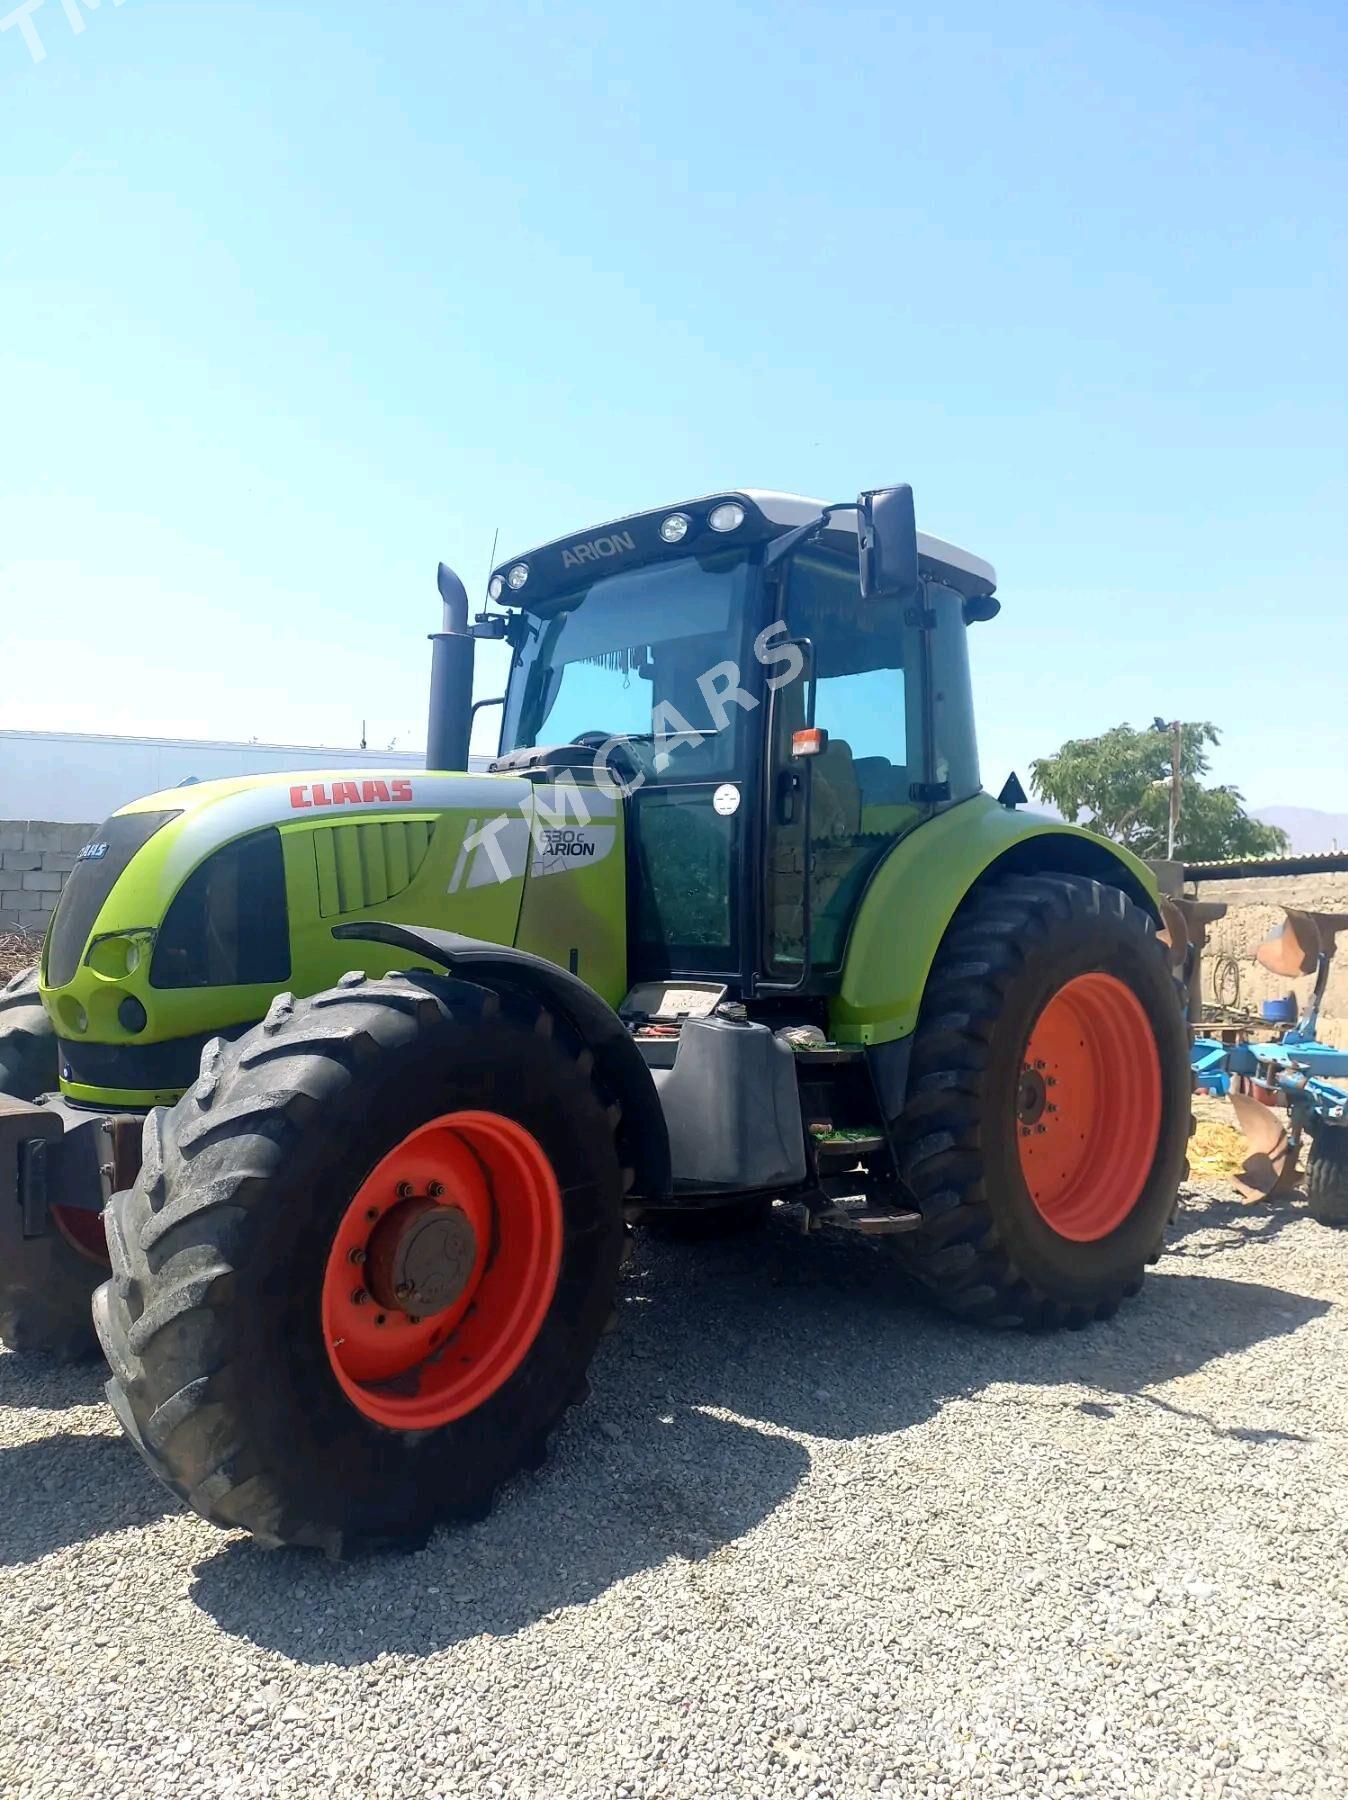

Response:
(833, 793), (1160, 1048)
(332, 922), (672, 1200)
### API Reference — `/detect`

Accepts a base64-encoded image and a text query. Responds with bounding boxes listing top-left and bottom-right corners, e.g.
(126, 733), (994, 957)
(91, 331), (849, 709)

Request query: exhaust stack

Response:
(426, 562), (475, 772)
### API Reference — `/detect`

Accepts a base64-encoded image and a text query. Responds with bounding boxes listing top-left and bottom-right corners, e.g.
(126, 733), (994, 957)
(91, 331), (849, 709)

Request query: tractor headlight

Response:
(660, 513), (691, 544)
(708, 502), (745, 533)
(507, 563), (529, 591)
(85, 931), (153, 979)
(488, 575), (504, 602)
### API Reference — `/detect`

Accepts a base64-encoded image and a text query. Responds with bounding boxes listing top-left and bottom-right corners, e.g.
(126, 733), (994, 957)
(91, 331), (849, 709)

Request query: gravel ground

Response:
(2, 1182), (1345, 1800)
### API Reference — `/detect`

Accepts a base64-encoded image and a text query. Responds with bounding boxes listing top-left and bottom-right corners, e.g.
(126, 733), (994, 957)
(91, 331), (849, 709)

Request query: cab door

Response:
(760, 538), (928, 984)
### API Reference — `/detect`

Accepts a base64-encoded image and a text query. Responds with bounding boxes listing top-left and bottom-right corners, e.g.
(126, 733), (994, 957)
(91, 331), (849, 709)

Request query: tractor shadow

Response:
(1164, 1182), (1321, 1260)
(189, 1216), (1329, 1665)
(0, 1348), (171, 1566)
(0, 1428), (170, 1566)
(0, 1346), (106, 1414)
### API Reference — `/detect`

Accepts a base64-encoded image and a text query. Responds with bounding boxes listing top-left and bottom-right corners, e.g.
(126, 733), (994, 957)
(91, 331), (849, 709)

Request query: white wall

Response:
(0, 729), (491, 825)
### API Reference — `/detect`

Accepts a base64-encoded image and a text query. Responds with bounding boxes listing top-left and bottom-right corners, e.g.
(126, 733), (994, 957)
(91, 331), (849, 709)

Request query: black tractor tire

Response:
(94, 970), (626, 1555)
(0, 962), (104, 1359)
(0, 964), (58, 1101)
(1306, 1124), (1348, 1227)
(892, 873), (1190, 1329)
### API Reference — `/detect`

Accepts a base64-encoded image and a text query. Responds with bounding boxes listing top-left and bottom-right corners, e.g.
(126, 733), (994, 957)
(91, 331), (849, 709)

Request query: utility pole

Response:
(1168, 719), (1182, 861)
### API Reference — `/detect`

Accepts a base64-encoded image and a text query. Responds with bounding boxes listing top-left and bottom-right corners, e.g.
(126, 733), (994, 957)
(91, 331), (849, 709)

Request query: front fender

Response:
(332, 921), (672, 1200)
(832, 794), (1160, 1047)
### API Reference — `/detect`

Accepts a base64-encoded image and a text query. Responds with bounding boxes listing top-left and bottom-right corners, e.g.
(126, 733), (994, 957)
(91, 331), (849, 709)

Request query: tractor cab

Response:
(478, 490), (999, 997)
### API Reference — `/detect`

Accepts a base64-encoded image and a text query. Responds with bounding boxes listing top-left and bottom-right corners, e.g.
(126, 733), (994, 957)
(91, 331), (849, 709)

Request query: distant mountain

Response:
(1253, 807), (1348, 854)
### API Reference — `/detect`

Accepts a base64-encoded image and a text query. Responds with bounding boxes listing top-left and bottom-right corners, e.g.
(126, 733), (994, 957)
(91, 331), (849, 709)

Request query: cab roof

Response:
(744, 491), (997, 596)
(492, 489), (997, 603)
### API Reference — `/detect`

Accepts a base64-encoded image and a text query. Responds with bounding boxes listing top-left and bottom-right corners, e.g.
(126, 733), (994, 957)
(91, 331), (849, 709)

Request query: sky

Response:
(2, 0), (1345, 810)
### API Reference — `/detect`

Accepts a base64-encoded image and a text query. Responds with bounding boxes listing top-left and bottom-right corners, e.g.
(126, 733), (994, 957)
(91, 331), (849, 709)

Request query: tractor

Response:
(0, 487), (1191, 1554)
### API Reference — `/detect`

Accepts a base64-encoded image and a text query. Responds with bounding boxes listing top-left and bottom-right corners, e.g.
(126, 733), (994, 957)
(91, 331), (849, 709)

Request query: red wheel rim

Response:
(1017, 972), (1162, 1242)
(321, 1110), (562, 1431)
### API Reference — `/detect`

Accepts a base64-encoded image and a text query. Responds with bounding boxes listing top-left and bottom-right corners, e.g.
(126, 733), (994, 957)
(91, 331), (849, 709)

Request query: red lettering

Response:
(333, 781), (362, 805)
(290, 785), (312, 809)
(312, 783), (331, 806)
(361, 779), (391, 803)
(391, 779), (414, 802)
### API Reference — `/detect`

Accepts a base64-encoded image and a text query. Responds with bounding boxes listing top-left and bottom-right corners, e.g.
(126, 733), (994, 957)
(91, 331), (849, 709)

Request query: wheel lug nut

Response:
(348, 1247), (366, 1265)
(396, 1181), (414, 1199)
(427, 1181), (444, 1199)
(351, 1288), (369, 1306)
(1035, 1125), (1046, 1135)
(1034, 1059), (1046, 1071)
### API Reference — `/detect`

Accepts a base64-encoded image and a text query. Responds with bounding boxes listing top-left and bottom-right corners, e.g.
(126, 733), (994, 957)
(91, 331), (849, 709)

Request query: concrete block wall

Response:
(0, 820), (95, 936)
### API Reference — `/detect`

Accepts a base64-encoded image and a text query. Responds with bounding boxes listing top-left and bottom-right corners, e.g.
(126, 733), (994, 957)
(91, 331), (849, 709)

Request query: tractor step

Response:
(790, 1043), (866, 1066)
(810, 1126), (887, 1157)
(778, 1197), (922, 1236)
(817, 1202), (922, 1236)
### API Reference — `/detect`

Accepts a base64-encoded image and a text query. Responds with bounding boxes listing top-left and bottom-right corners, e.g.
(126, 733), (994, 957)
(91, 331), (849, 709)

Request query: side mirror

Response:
(857, 485), (919, 602)
(963, 594), (1001, 624)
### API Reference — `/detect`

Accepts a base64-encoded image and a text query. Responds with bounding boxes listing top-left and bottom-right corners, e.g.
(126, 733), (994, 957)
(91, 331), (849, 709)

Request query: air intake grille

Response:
(312, 819), (433, 918)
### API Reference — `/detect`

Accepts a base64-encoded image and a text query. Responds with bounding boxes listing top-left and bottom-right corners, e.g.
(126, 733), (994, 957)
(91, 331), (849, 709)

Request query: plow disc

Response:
(1229, 1088), (1298, 1201)
(1256, 909), (1324, 979)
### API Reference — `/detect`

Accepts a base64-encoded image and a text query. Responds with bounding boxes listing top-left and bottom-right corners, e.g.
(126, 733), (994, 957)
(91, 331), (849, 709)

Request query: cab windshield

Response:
(499, 548), (759, 782)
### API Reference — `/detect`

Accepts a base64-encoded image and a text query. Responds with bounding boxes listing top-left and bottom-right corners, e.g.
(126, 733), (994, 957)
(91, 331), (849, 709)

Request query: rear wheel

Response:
(1306, 1124), (1348, 1226)
(0, 963), (105, 1359)
(94, 971), (625, 1554)
(893, 874), (1190, 1328)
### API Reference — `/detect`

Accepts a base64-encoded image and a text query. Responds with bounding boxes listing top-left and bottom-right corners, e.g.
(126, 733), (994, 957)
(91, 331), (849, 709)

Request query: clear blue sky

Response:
(2, 1), (1344, 808)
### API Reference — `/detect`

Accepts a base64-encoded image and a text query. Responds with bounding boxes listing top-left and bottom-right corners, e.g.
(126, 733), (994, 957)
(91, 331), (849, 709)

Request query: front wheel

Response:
(1306, 1124), (1348, 1226)
(893, 874), (1191, 1329)
(94, 971), (626, 1554)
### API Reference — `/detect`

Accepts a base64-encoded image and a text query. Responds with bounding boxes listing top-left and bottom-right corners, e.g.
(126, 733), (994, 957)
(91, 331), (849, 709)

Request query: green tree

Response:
(1029, 722), (1288, 863)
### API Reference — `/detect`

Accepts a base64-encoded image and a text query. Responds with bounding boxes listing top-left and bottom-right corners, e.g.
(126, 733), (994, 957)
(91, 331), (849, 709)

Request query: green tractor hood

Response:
(40, 770), (627, 1109)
